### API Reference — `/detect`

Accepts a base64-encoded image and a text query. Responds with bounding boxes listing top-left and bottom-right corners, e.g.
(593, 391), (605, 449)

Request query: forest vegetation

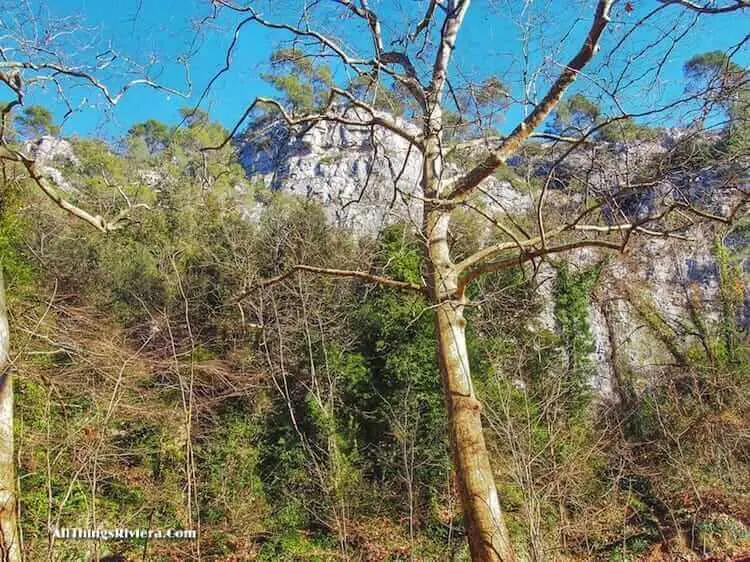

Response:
(0, 1), (748, 561)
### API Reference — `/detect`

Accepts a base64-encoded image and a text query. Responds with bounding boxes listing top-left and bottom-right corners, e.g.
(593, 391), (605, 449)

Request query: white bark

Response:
(0, 270), (20, 561)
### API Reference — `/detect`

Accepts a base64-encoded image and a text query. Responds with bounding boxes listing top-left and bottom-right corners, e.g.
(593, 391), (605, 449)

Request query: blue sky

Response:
(13, 0), (750, 140)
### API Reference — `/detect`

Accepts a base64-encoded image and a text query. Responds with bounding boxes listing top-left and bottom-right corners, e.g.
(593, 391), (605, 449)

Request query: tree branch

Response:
(4, 152), (133, 233)
(0, 61), (189, 105)
(456, 228), (565, 275)
(411, 0), (439, 41)
(430, 0), (471, 103)
(239, 265), (426, 299)
(0, 51), (175, 233)
(444, 0), (615, 201)
(335, 0), (384, 53)
(333, 0), (426, 105)
(202, 89), (422, 153)
(455, 193), (745, 295)
(213, 0), (373, 72)
(457, 239), (623, 294)
(658, 0), (749, 13)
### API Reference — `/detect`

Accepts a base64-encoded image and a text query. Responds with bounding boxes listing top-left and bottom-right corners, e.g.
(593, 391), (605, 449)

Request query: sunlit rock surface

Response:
(239, 118), (747, 400)
(24, 135), (79, 192)
(240, 111), (532, 234)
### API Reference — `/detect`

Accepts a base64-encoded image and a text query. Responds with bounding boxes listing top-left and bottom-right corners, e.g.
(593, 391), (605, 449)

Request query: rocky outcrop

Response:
(240, 113), (532, 234)
(239, 117), (748, 401)
(595, 232), (725, 400)
(240, 114), (423, 233)
(24, 135), (79, 192)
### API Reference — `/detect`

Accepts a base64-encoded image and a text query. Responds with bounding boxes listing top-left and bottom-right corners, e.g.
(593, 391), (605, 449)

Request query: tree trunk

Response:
(0, 270), (20, 562)
(431, 281), (515, 561)
(422, 122), (514, 560)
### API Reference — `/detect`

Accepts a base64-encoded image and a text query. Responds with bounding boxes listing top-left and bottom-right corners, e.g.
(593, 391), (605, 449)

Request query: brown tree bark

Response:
(433, 296), (515, 562)
(0, 270), (20, 561)
(423, 124), (515, 561)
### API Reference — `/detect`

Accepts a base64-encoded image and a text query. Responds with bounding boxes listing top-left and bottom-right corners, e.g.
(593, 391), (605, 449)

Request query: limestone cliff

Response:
(239, 117), (749, 401)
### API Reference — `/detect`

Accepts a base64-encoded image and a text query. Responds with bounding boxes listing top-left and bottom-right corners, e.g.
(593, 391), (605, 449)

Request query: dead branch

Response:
(238, 265), (426, 300)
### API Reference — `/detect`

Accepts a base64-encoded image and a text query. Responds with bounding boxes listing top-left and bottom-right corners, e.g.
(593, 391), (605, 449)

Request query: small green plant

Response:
(714, 237), (746, 366)
(552, 261), (602, 414)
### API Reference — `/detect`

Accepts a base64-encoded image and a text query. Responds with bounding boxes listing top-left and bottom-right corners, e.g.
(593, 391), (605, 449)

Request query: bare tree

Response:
(194, 1), (750, 560)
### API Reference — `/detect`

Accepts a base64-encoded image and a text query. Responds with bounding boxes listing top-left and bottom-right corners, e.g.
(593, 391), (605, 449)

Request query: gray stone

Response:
(24, 136), (79, 192)
(240, 111), (532, 234)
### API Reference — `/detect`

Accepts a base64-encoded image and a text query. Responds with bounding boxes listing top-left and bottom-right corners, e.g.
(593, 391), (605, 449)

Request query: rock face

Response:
(240, 115), (421, 233)
(23, 124), (749, 401)
(240, 112), (532, 234)
(24, 136), (79, 192)
(25, 135), (78, 165)
(593, 232), (725, 400)
(36, 121), (745, 402)
(239, 117), (749, 401)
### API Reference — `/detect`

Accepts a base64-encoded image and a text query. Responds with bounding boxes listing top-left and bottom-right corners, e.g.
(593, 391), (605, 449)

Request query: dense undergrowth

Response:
(0, 111), (747, 561)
